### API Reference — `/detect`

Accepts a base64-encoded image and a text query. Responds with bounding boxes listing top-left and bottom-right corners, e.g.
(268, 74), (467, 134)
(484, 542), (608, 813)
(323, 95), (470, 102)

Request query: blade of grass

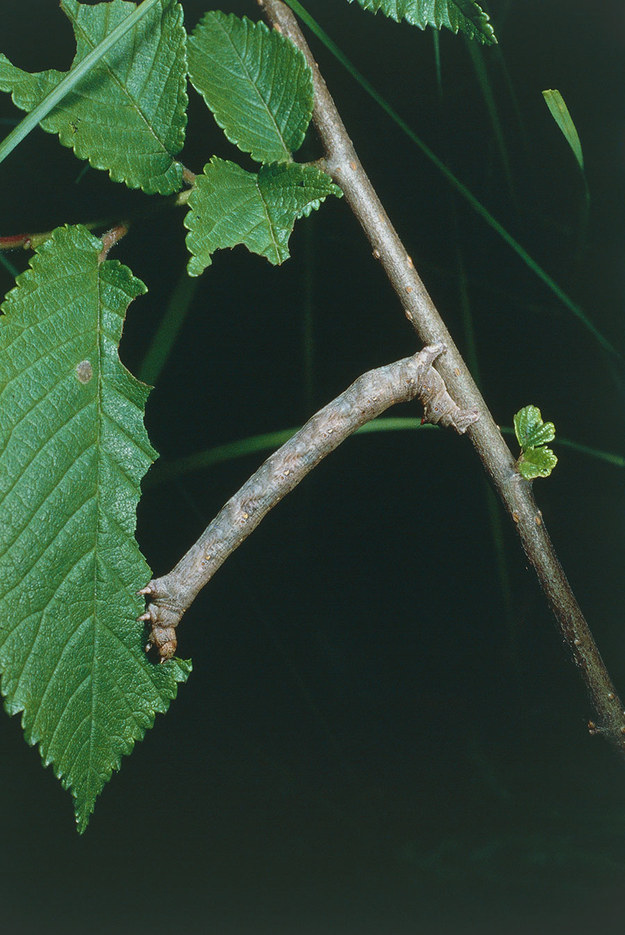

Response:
(493, 45), (530, 159)
(479, 0), (532, 162)
(301, 213), (317, 415)
(280, 0), (618, 358)
(434, 32), (517, 664)
(542, 88), (590, 254)
(484, 480), (519, 666)
(548, 433), (625, 468)
(431, 32), (481, 384)
(74, 164), (91, 185)
(0, 0), (161, 168)
(0, 252), (18, 277)
(432, 30), (442, 90)
(543, 89), (585, 174)
(138, 266), (200, 386)
(465, 38), (515, 203)
(147, 417), (625, 486)
(146, 429), (301, 486)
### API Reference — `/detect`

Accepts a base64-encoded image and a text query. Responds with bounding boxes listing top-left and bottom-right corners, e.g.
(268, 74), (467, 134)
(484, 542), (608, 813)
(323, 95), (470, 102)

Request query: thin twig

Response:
(97, 223), (129, 262)
(0, 219), (111, 252)
(256, 0), (625, 752)
(0, 166), (195, 252)
(140, 344), (478, 660)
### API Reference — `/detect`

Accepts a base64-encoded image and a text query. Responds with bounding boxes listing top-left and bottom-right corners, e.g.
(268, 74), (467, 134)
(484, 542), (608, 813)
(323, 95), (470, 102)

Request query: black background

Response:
(1, 1), (625, 933)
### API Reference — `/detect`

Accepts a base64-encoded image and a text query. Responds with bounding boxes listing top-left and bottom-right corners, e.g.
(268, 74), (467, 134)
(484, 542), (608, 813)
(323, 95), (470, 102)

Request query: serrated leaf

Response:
(0, 225), (191, 831)
(542, 89), (585, 173)
(0, 0), (187, 194)
(514, 405), (556, 451)
(184, 157), (342, 276)
(188, 12), (313, 164)
(346, 0), (496, 45)
(518, 447), (558, 480)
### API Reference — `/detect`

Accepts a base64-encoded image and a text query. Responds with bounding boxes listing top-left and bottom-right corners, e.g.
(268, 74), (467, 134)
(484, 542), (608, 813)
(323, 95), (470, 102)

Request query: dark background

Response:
(1, 1), (625, 933)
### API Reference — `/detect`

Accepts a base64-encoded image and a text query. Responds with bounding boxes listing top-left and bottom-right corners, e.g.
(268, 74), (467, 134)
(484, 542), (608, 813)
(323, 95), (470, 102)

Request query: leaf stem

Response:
(1, 184), (195, 256)
(98, 223), (129, 262)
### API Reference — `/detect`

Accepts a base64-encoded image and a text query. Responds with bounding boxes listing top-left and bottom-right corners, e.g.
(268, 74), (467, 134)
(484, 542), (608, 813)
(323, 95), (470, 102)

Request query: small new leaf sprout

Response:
(514, 404), (555, 449)
(513, 405), (557, 480)
(542, 89), (584, 174)
(517, 445), (558, 480)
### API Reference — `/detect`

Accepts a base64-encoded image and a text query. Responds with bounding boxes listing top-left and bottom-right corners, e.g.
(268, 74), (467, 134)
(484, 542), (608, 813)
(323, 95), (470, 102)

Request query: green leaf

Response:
(542, 89), (584, 173)
(514, 405), (556, 451)
(345, 0), (496, 45)
(188, 12), (313, 164)
(184, 157), (342, 276)
(0, 0), (164, 171)
(514, 405), (557, 480)
(517, 447), (558, 480)
(0, 225), (190, 831)
(0, 0), (187, 194)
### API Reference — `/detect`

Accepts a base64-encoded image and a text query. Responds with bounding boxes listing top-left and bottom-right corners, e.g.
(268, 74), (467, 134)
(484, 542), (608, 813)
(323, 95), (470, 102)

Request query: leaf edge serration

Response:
(183, 157), (342, 276)
(70, 655), (192, 833)
(0, 225), (192, 832)
(64, 0), (189, 194)
(346, 0), (497, 46)
(0, 0), (188, 195)
(187, 10), (314, 164)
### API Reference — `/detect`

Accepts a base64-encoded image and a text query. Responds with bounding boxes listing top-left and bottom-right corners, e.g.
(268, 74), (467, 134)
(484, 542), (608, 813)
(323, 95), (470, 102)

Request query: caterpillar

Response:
(141, 343), (478, 661)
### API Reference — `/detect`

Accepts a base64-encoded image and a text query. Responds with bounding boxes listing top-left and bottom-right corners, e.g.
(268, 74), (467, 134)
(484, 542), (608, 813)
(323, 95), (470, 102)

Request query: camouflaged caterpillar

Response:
(141, 343), (478, 661)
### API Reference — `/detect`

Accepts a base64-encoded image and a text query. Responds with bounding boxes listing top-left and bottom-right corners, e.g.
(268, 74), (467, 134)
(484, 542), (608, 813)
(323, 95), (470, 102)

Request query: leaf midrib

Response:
(212, 16), (291, 161)
(84, 258), (106, 804)
(70, 2), (174, 163)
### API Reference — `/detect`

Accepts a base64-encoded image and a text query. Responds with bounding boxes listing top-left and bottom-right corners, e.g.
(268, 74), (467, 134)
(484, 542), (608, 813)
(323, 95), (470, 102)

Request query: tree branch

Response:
(141, 344), (478, 660)
(256, 0), (625, 753)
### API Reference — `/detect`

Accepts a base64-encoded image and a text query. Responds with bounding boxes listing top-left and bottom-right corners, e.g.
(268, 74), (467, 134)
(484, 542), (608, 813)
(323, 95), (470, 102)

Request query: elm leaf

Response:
(518, 447), (558, 480)
(185, 157), (342, 276)
(0, 0), (187, 194)
(514, 405), (556, 451)
(0, 225), (190, 832)
(346, 0), (496, 45)
(188, 12), (313, 164)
